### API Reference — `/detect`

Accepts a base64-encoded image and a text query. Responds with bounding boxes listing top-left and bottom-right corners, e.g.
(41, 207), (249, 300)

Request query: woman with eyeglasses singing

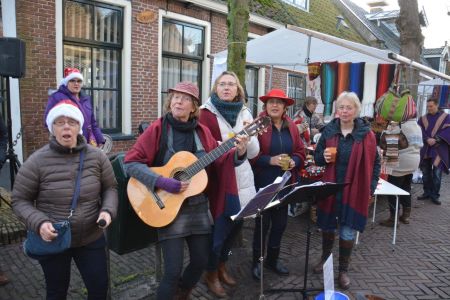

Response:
(44, 67), (105, 147)
(313, 91), (380, 290)
(198, 71), (260, 298)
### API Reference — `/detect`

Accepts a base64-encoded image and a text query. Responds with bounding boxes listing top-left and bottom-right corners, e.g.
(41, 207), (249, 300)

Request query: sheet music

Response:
(230, 171), (291, 220)
(268, 181), (337, 208)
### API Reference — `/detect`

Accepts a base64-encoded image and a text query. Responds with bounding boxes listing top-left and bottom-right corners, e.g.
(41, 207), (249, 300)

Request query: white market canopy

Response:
(212, 25), (450, 82)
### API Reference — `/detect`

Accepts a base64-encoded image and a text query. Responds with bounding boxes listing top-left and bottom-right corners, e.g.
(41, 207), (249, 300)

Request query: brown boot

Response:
(0, 272), (9, 286)
(338, 239), (354, 290)
(338, 271), (350, 290)
(379, 212), (399, 227)
(218, 262), (236, 286)
(204, 271), (227, 298)
(313, 232), (335, 274)
(399, 207), (411, 224)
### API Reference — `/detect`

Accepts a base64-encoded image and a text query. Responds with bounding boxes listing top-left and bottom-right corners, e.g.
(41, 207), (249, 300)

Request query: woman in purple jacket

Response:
(44, 67), (105, 146)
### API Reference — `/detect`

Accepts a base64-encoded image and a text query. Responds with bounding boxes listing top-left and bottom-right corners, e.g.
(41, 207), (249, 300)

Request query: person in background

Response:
(199, 71), (260, 298)
(294, 96), (324, 143)
(44, 67), (105, 147)
(380, 117), (422, 226)
(12, 101), (118, 299)
(250, 89), (305, 280)
(124, 82), (249, 300)
(313, 92), (380, 290)
(417, 97), (450, 205)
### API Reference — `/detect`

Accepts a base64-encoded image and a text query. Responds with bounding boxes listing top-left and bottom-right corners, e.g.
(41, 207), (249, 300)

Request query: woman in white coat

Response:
(199, 71), (259, 298)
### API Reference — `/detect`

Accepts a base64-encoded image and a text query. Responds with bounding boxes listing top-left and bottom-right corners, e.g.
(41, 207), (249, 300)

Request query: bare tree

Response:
(396, 0), (424, 97)
(227, 0), (250, 86)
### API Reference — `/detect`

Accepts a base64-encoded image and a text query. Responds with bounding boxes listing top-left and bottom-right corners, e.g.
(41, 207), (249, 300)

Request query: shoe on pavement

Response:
(417, 194), (430, 200)
(251, 262), (261, 281)
(0, 272), (9, 286)
(431, 198), (441, 205)
(264, 260), (290, 276)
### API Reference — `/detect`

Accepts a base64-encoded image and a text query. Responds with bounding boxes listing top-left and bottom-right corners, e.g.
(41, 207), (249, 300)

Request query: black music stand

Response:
(231, 171), (292, 300)
(264, 181), (346, 300)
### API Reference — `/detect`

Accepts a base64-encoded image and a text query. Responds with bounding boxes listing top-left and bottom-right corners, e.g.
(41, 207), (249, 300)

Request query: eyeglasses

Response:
(69, 79), (82, 84)
(218, 82), (237, 88)
(337, 105), (355, 111)
(53, 118), (79, 127)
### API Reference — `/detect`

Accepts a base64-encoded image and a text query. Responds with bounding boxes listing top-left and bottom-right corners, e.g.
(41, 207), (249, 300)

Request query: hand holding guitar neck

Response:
(235, 134), (249, 157)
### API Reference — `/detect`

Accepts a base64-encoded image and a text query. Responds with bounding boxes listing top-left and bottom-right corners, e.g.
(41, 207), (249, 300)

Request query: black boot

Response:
(264, 247), (289, 276)
(338, 239), (354, 290)
(251, 250), (262, 280)
(313, 232), (335, 274)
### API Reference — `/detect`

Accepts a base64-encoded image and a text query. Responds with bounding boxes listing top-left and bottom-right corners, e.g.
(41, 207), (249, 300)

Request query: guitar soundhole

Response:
(173, 170), (190, 182)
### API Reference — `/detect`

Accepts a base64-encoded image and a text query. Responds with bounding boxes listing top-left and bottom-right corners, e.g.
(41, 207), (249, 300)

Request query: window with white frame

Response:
(63, 0), (123, 133)
(245, 67), (259, 118)
(281, 0), (309, 11)
(287, 73), (306, 117)
(161, 19), (204, 112)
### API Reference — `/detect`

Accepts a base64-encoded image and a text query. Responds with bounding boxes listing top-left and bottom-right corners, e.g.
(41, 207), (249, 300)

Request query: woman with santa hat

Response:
(44, 67), (105, 146)
(13, 100), (118, 299)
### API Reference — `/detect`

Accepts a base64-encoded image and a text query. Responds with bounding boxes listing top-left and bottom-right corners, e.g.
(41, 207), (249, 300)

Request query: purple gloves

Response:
(155, 176), (182, 194)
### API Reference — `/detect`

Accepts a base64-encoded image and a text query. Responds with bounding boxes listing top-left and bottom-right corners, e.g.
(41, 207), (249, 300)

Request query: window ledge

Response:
(108, 133), (136, 141)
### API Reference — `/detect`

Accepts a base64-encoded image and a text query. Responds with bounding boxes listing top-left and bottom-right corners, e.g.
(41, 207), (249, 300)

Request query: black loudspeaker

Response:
(0, 38), (26, 78)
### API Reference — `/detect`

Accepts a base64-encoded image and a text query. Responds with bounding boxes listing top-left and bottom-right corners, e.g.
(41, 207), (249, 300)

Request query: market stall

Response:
(213, 25), (450, 117)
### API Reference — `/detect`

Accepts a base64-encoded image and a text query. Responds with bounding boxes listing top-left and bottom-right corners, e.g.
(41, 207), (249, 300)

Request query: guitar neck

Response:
(185, 137), (236, 178)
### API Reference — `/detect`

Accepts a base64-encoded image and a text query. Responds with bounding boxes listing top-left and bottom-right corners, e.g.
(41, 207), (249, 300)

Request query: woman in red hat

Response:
(44, 67), (106, 147)
(124, 81), (249, 300)
(250, 89), (305, 280)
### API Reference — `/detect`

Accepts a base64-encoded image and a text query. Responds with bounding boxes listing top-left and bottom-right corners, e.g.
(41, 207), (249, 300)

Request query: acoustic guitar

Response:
(127, 116), (271, 228)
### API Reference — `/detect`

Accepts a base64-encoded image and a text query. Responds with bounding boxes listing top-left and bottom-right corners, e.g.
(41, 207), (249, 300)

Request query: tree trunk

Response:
(396, 0), (424, 98)
(227, 0), (250, 86)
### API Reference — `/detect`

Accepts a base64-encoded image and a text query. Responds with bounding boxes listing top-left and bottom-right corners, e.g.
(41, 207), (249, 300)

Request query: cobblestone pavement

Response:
(1, 174), (449, 300)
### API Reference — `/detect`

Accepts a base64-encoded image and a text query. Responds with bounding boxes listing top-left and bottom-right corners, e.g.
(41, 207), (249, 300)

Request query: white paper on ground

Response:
(323, 253), (334, 300)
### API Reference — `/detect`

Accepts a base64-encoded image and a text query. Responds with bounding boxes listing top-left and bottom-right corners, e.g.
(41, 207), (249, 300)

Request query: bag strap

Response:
(69, 150), (85, 219)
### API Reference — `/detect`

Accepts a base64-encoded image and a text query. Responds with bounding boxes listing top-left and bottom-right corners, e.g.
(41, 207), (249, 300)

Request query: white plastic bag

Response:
(412, 169), (423, 184)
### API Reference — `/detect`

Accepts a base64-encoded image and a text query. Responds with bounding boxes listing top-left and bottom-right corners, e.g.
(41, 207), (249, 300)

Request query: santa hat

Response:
(46, 100), (84, 135)
(61, 67), (84, 86)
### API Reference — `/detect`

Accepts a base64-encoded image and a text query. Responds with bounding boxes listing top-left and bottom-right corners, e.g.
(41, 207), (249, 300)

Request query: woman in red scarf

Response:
(313, 91), (380, 289)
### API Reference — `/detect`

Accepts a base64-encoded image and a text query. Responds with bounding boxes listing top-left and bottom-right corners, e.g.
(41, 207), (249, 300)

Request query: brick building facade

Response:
(1, 0), (366, 159)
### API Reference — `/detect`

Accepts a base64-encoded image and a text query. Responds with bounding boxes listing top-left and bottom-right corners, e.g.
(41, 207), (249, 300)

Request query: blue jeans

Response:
(207, 220), (243, 271)
(420, 158), (442, 200)
(156, 234), (209, 300)
(323, 225), (356, 241)
(38, 236), (108, 300)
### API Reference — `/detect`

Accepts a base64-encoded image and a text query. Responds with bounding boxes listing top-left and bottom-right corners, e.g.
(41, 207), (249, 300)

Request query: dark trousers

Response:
(38, 236), (108, 300)
(252, 205), (288, 259)
(387, 174), (413, 213)
(207, 220), (243, 271)
(420, 158), (442, 200)
(156, 234), (209, 300)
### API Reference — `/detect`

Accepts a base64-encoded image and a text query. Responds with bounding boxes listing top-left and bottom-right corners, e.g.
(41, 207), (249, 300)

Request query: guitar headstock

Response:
(242, 116), (271, 137)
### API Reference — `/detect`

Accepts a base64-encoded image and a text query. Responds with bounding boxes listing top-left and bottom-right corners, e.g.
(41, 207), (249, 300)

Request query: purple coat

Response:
(418, 111), (450, 173)
(44, 85), (105, 145)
